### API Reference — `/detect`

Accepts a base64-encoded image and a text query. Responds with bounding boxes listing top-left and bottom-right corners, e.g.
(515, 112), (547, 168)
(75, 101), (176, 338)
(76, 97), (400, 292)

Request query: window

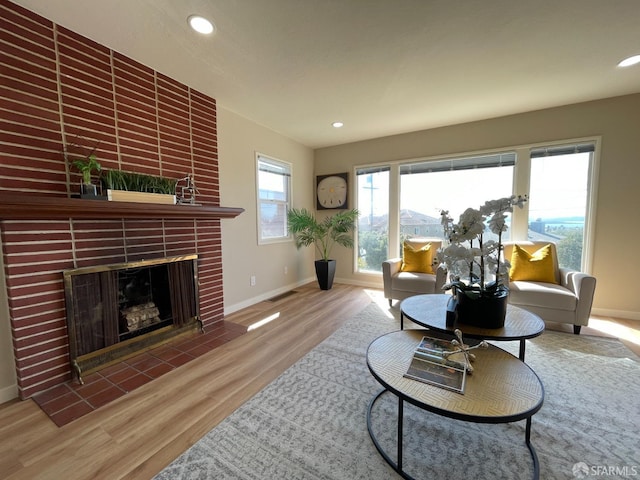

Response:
(352, 139), (598, 276)
(399, 153), (515, 252)
(528, 143), (595, 270)
(256, 153), (291, 244)
(356, 167), (390, 272)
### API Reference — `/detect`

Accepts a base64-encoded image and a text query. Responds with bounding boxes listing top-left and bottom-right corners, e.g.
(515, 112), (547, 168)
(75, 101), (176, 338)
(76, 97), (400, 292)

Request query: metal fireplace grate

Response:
(63, 254), (200, 383)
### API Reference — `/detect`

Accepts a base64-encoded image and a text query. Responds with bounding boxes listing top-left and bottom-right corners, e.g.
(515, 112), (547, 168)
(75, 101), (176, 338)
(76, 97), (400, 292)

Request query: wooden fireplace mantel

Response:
(0, 193), (244, 220)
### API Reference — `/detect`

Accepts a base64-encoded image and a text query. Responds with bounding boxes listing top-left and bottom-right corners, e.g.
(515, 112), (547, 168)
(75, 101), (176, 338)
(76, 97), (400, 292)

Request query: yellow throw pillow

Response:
(509, 244), (557, 284)
(400, 242), (434, 274)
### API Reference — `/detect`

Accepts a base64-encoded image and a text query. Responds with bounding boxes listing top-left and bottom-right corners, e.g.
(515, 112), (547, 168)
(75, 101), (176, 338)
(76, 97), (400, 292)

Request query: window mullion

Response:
(511, 147), (530, 240)
(388, 164), (401, 259)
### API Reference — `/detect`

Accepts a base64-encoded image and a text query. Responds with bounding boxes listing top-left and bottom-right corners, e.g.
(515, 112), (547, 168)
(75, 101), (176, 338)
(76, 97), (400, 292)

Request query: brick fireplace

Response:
(0, 1), (242, 399)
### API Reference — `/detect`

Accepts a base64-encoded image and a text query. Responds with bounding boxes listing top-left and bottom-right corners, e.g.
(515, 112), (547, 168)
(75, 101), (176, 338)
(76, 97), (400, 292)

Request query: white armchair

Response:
(382, 238), (447, 306)
(502, 241), (596, 334)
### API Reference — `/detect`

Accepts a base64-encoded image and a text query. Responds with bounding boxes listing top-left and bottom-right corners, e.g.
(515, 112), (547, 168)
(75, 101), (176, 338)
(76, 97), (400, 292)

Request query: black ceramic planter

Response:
(315, 259), (336, 290)
(454, 289), (509, 329)
(79, 183), (104, 200)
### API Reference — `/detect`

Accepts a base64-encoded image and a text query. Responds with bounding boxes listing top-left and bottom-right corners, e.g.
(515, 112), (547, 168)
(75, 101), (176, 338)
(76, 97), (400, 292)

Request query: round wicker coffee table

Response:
(366, 329), (544, 480)
(400, 294), (545, 360)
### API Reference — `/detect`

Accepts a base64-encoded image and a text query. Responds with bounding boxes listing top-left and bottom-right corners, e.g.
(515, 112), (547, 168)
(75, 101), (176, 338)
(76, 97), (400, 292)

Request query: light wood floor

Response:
(0, 284), (638, 479)
(0, 283), (373, 480)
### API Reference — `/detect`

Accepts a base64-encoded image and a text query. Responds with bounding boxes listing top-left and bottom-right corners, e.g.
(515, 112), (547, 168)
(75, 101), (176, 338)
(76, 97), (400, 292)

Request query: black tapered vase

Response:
(314, 259), (336, 290)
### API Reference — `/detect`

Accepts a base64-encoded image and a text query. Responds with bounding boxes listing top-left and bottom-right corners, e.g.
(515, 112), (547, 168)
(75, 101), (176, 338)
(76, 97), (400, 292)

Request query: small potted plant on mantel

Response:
(70, 153), (102, 199)
(64, 139), (103, 199)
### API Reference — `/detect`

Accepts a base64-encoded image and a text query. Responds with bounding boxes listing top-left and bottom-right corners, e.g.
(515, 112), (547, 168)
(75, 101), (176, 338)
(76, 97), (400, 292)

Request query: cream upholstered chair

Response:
(382, 238), (446, 306)
(502, 241), (596, 334)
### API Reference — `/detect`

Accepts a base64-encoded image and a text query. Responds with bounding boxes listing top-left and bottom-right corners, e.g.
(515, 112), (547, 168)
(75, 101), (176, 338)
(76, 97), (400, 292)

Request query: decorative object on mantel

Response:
(176, 174), (200, 205)
(106, 189), (176, 205)
(437, 195), (527, 329)
(101, 169), (178, 205)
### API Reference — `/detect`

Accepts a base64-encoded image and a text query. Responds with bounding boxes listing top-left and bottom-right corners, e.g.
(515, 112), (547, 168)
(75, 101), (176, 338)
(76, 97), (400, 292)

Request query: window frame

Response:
(524, 140), (599, 272)
(255, 152), (292, 245)
(355, 166), (392, 274)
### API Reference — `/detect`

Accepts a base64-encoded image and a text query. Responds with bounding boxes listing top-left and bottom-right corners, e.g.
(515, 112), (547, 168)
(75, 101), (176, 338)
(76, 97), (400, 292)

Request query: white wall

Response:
(218, 107), (316, 313)
(0, 247), (18, 403)
(315, 94), (640, 320)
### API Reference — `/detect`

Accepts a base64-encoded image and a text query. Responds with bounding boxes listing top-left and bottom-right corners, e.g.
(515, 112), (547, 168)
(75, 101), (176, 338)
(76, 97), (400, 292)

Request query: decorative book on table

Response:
(404, 335), (467, 394)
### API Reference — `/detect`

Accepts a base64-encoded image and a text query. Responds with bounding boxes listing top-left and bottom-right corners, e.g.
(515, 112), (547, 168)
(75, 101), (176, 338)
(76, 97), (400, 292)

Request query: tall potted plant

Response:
(287, 208), (359, 290)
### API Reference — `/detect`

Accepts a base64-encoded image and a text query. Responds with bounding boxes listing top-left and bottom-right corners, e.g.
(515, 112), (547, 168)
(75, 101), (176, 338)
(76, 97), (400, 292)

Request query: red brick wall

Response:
(0, 0), (224, 399)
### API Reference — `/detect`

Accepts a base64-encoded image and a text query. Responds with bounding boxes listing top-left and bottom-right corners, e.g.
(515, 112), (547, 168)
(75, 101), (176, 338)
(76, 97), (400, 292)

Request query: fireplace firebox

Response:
(63, 254), (200, 383)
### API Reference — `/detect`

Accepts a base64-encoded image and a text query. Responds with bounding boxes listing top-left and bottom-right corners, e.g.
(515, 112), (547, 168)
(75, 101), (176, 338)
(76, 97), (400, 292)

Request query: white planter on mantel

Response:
(106, 189), (176, 205)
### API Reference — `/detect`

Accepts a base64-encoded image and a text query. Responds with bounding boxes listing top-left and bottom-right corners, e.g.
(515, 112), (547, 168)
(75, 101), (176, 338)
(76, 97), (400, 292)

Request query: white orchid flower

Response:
(440, 195), (527, 295)
(488, 212), (508, 234)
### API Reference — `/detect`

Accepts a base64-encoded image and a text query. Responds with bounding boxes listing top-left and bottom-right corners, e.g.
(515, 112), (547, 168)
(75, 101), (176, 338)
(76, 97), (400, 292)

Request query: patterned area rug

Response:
(155, 302), (640, 480)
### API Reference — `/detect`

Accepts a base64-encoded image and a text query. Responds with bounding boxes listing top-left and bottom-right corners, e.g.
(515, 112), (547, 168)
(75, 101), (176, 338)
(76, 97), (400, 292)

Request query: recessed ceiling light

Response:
(332, 122), (344, 128)
(188, 15), (215, 35)
(617, 54), (640, 67)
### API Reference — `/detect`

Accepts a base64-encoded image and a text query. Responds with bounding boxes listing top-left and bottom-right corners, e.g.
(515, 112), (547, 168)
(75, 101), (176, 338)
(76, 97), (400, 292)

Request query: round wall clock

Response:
(316, 173), (348, 210)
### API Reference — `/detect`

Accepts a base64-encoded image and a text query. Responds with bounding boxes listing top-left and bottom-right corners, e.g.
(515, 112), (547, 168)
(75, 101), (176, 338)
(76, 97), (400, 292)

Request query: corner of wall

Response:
(0, 244), (18, 403)
(0, 383), (18, 405)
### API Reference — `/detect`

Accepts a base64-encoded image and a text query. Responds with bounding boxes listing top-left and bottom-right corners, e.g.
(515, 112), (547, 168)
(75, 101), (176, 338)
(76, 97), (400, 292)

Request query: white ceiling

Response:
(13, 0), (640, 149)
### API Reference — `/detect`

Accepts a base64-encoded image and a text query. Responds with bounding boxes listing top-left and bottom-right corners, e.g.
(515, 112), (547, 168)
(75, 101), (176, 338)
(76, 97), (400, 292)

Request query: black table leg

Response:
(525, 417), (540, 480)
(367, 389), (415, 480)
(397, 397), (403, 471)
(367, 388), (539, 480)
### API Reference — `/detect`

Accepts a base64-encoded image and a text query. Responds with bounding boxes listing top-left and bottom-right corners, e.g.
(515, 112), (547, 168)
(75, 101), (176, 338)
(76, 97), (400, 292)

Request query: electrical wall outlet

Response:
(250, 275), (256, 286)
(284, 266), (288, 275)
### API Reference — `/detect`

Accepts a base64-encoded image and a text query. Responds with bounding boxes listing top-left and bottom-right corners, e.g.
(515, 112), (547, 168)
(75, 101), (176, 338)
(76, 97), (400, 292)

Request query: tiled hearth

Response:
(33, 321), (246, 427)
